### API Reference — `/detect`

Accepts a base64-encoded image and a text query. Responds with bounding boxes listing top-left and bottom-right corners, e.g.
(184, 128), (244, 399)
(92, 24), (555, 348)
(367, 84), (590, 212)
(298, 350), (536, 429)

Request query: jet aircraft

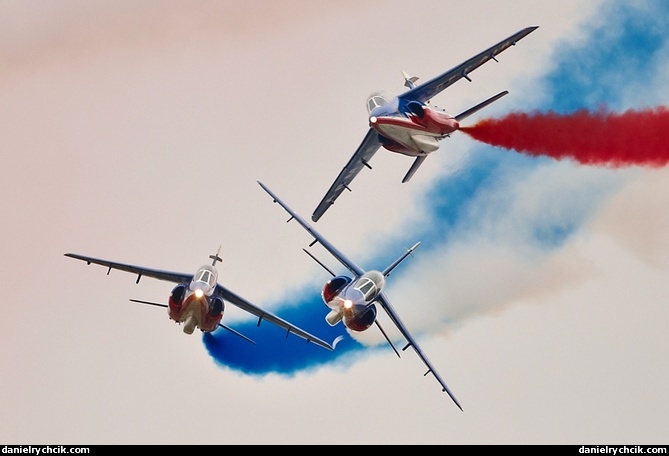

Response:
(312, 26), (539, 222)
(65, 248), (334, 350)
(258, 181), (462, 410)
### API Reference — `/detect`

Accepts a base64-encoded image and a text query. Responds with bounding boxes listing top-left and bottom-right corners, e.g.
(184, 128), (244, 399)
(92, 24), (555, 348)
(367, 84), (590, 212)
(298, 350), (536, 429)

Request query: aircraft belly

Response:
(373, 121), (439, 155)
(410, 134), (439, 152)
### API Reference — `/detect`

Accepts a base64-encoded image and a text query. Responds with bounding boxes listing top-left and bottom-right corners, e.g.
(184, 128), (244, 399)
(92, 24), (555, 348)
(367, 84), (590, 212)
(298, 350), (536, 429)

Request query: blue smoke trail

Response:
(204, 0), (669, 376)
(547, 1), (669, 113)
(203, 294), (354, 376)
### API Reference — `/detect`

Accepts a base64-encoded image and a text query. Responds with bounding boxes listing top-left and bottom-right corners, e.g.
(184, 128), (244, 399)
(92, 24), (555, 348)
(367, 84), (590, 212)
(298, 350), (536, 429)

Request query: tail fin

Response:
(210, 245), (223, 266)
(381, 242), (420, 277)
(402, 70), (419, 89)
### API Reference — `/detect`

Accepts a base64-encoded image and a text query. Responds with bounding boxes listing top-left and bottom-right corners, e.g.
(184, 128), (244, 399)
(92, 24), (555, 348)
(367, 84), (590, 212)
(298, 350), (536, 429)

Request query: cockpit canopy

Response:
(353, 270), (385, 302)
(322, 271), (385, 306)
(366, 91), (392, 113)
(193, 265), (218, 290)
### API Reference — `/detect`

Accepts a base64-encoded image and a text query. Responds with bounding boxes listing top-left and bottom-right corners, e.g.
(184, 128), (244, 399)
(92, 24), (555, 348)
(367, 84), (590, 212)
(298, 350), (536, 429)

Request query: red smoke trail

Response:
(460, 107), (669, 167)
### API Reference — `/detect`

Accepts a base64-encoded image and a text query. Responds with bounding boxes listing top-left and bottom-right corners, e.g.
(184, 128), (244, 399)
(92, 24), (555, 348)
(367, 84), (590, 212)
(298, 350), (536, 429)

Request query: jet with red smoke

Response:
(311, 26), (539, 223)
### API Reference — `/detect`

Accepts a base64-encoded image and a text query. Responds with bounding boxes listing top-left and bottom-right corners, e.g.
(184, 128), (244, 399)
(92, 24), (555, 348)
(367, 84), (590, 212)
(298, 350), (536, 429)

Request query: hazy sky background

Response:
(1, 0), (668, 444)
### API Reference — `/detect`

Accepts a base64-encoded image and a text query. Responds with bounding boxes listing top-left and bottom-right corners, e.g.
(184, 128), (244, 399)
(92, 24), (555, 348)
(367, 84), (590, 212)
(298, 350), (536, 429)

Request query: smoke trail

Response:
(202, 295), (358, 376)
(460, 107), (669, 167)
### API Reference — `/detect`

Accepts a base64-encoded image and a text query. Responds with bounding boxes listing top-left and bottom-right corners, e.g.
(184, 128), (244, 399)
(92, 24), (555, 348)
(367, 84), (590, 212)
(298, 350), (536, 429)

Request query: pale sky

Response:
(1, 0), (667, 445)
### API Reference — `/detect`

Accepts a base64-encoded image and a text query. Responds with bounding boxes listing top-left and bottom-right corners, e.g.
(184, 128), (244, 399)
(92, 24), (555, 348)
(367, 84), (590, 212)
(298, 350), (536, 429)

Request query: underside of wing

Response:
(64, 253), (192, 284)
(311, 128), (382, 222)
(215, 284), (334, 351)
(376, 293), (463, 410)
(399, 26), (538, 104)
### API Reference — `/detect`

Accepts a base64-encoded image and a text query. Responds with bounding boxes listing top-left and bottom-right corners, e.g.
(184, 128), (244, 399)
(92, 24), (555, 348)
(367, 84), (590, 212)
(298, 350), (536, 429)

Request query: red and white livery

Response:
(312, 26), (539, 222)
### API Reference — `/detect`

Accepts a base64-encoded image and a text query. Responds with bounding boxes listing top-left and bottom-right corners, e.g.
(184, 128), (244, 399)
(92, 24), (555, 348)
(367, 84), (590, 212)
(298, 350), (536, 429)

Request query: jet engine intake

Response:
(322, 276), (352, 304)
(209, 297), (224, 318)
(408, 101), (459, 135)
(344, 304), (377, 332)
(407, 100), (426, 118)
(169, 284), (187, 309)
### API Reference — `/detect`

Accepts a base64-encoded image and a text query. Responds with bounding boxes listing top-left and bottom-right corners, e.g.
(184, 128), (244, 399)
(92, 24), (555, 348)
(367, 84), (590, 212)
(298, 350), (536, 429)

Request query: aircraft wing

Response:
(399, 26), (538, 104)
(66, 252), (334, 350)
(259, 181), (365, 277)
(214, 284), (333, 351)
(64, 253), (193, 284)
(376, 292), (462, 411)
(311, 128), (382, 222)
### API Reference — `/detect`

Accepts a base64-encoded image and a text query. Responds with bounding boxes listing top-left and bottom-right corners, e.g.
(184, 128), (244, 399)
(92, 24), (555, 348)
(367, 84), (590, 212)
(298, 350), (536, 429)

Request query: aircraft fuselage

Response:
(368, 97), (459, 156)
(321, 271), (385, 332)
(168, 265), (223, 334)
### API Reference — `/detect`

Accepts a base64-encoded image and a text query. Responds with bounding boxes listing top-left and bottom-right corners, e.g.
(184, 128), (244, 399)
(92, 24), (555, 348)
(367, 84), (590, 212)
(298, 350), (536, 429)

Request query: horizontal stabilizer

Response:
(402, 156), (428, 183)
(454, 90), (508, 122)
(218, 323), (256, 345)
(130, 298), (167, 308)
(302, 248), (335, 277)
(375, 319), (400, 358)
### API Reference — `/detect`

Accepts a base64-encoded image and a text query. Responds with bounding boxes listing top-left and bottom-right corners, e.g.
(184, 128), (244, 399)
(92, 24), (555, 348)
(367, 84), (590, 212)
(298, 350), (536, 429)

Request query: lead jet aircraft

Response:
(258, 181), (462, 410)
(312, 26), (538, 222)
(65, 247), (334, 350)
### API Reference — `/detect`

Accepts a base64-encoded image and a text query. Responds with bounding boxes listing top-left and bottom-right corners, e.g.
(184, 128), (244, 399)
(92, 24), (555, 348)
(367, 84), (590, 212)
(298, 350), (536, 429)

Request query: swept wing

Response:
(375, 292), (461, 410)
(311, 129), (381, 222)
(64, 253), (334, 350)
(399, 26), (538, 104)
